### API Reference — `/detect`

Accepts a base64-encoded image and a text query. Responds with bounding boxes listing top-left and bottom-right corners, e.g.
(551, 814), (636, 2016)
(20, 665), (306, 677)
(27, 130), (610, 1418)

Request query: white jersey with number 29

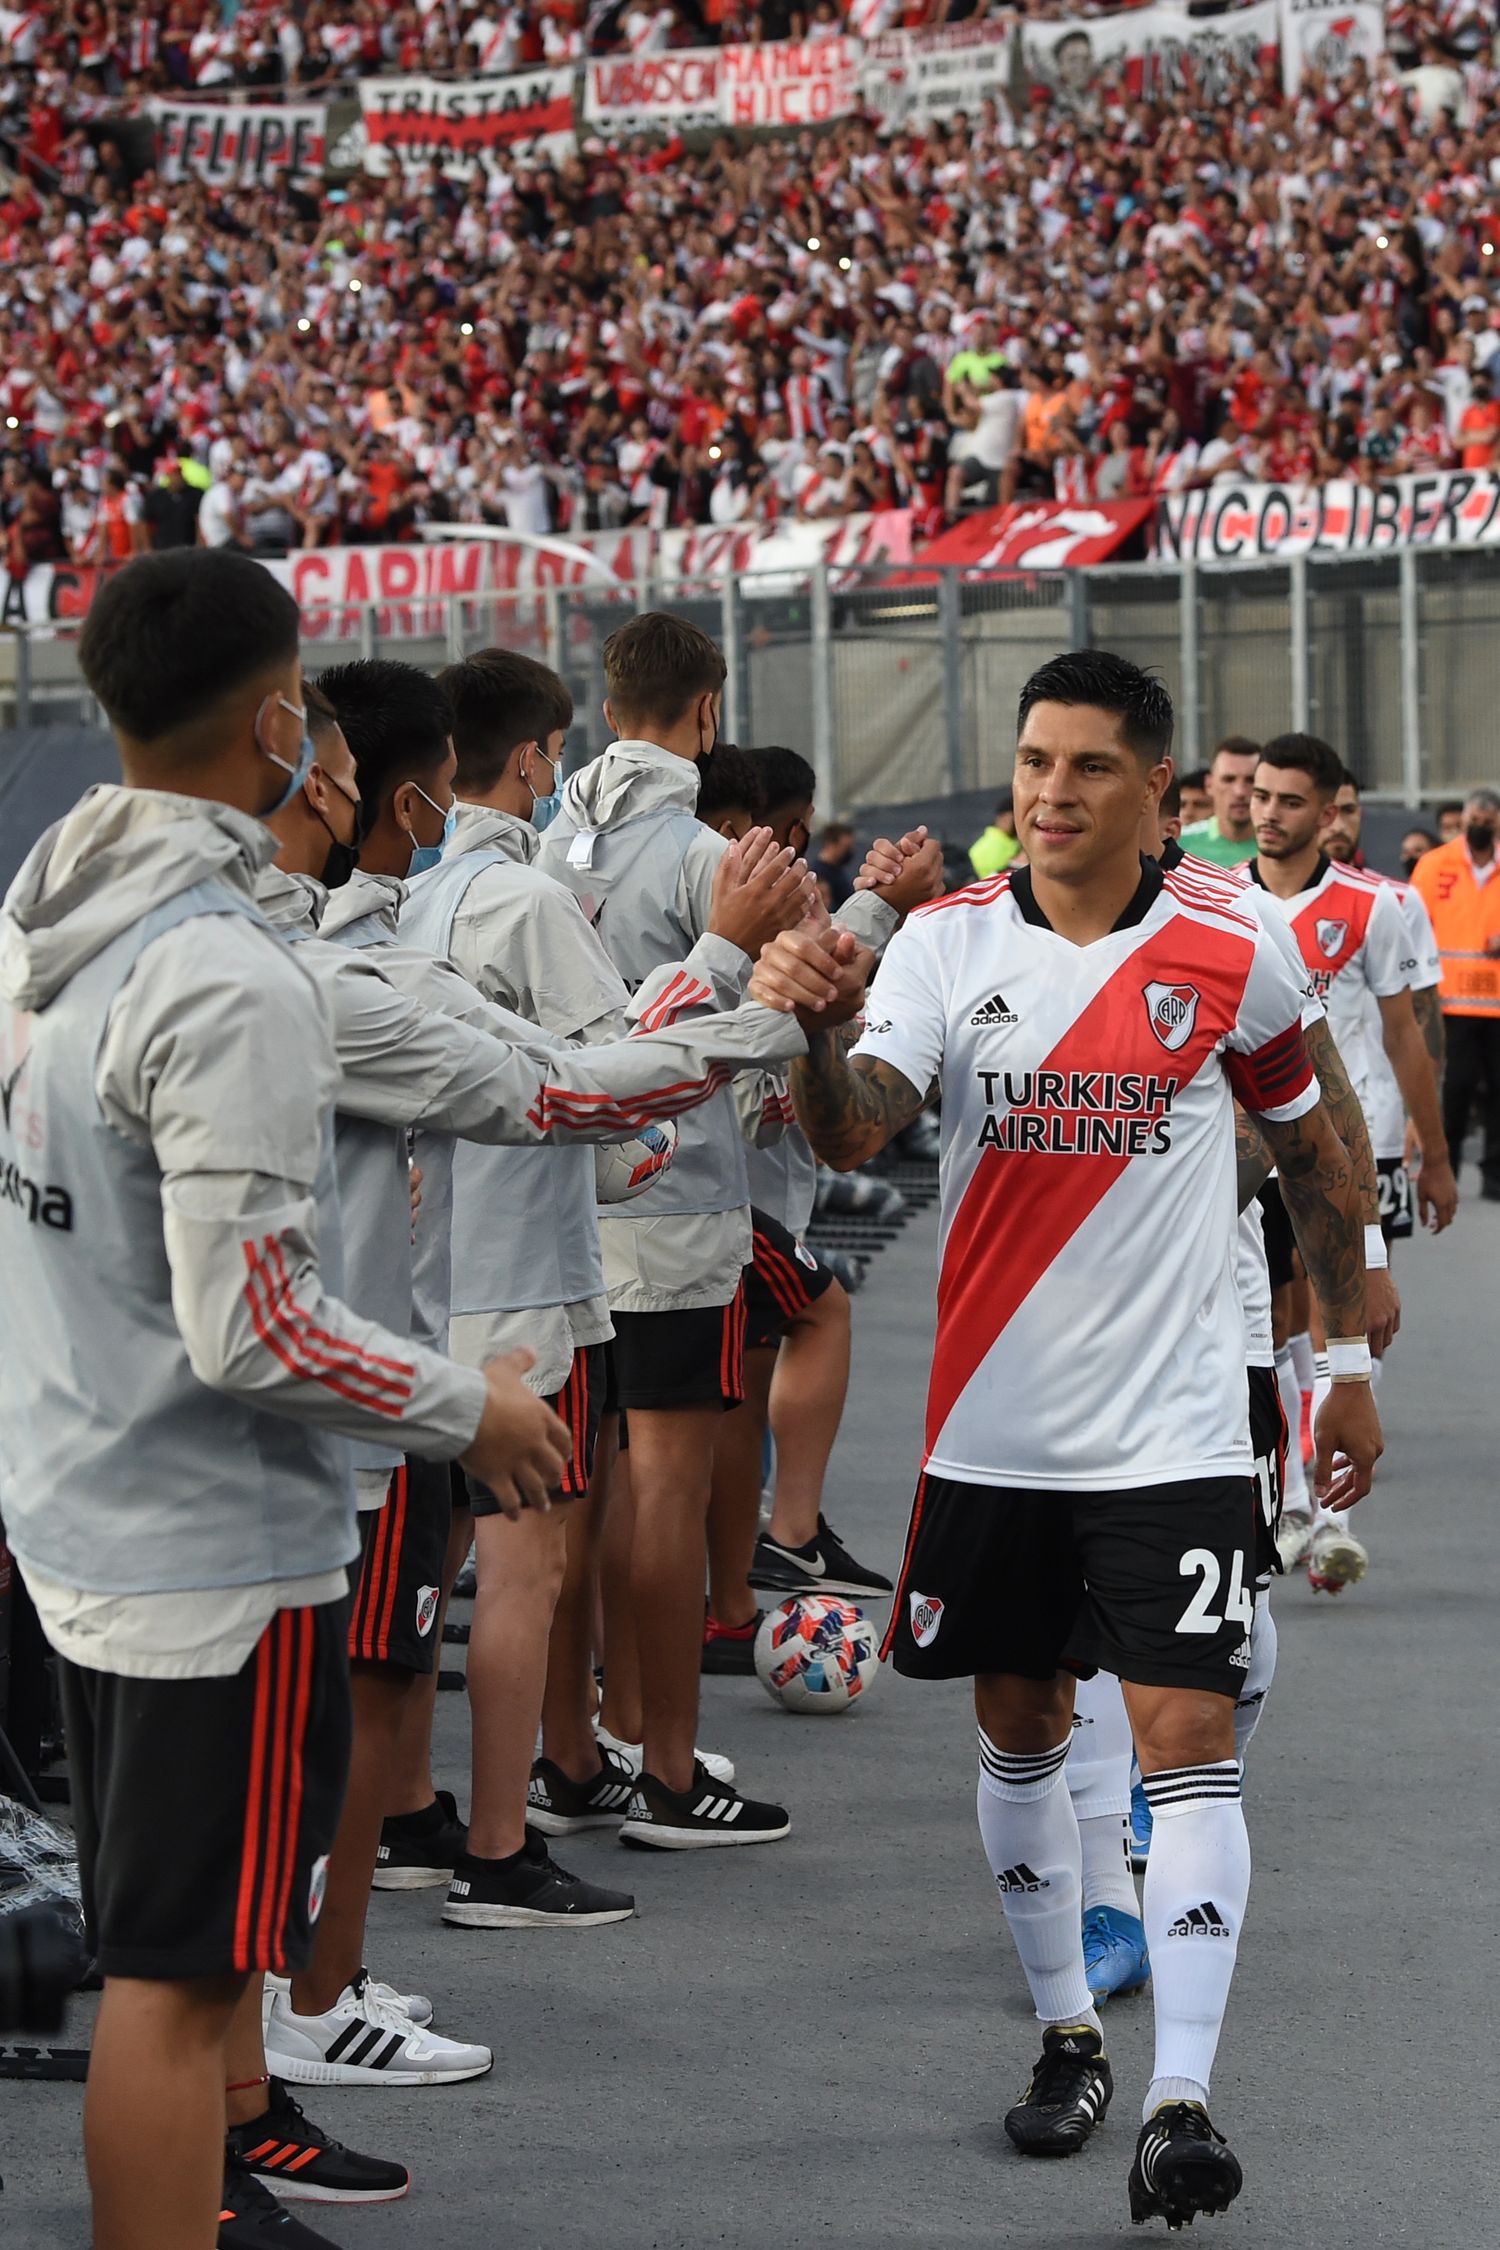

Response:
(853, 862), (1320, 1493)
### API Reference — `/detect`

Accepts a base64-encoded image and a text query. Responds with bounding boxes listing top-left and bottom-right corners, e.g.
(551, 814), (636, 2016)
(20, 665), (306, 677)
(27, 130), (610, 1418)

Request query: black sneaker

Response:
(219, 2154), (349, 2247)
(526, 1749), (635, 1835)
(701, 1614), (759, 1674)
(227, 2082), (408, 2206)
(749, 1516), (894, 1600)
(618, 1761), (791, 1850)
(1128, 2102), (1243, 2229)
(372, 1788), (466, 1891)
(1003, 2025), (1113, 2157)
(442, 1833), (635, 1928)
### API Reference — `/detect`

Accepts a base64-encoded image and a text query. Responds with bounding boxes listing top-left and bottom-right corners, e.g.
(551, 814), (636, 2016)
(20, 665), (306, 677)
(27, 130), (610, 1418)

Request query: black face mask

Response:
(1401, 855), (1422, 880)
(1465, 820), (1496, 851)
(695, 705), (720, 783)
(313, 773), (363, 889)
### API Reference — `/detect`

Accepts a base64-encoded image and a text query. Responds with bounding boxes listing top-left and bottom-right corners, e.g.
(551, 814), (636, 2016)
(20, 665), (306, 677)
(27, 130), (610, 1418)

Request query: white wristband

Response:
(1363, 1222), (1388, 1272)
(1327, 1336), (1373, 1383)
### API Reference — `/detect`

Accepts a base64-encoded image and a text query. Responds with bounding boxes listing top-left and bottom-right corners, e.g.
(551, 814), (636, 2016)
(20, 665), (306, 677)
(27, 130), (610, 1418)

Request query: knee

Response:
(1133, 1694), (1236, 1774)
(975, 1672), (1074, 1753)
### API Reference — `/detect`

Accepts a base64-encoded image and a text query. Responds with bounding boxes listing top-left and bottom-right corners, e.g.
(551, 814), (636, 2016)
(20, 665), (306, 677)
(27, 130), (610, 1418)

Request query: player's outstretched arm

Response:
(1302, 1015), (1400, 1353)
(1257, 1097), (1383, 1507)
(1377, 987), (1458, 1231)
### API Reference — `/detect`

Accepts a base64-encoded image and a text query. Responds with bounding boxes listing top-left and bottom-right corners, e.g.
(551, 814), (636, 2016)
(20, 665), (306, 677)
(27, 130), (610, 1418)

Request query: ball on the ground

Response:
(594, 1118), (678, 1203)
(754, 1595), (880, 1714)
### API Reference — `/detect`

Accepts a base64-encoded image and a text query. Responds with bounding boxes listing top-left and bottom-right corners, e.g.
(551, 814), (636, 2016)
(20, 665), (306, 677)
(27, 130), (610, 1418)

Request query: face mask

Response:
(694, 705), (720, 788)
(313, 774), (363, 891)
(525, 746), (562, 832)
(1465, 819), (1496, 851)
(1401, 855), (1422, 880)
(256, 695), (314, 816)
(406, 783), (457, 877)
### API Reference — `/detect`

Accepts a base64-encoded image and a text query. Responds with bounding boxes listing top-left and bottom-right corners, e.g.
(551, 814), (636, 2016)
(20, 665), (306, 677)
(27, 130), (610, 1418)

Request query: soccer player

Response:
(748, 650), (1381, 2229)
(1248, 734), (1456, 1589)
(1177, 736), (1259, 867)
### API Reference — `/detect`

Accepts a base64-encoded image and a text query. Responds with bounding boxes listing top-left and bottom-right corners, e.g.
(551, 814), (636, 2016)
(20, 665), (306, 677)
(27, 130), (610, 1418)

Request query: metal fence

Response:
(6, 545), (1500, 810)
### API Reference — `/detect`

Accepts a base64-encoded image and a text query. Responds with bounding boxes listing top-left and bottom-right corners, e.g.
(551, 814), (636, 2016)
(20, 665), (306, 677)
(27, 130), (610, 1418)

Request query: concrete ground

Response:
(6, 1187), (1498, 2249)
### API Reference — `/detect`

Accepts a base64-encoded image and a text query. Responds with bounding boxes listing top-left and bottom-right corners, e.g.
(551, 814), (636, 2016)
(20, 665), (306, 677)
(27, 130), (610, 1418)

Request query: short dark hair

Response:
(438, 649), (573, 793)
(696, 743), (766, 824)
(1180, 767), (1210, 792)
(1338, 766), (1362, 795)
(78, 548), (299, 745)
(316, 659), (452, 813)
(1160, 774), (1182, 819)
(304, 680), (340, 739)
(1258, 732), (1345, 800)
(603, 611), (726, 730)
(1435, 799), (1463, 820)
(817, 820), (854, 847)
(749, 744), (817, 812)
(1212, 734), (1261, 767)
(1017, 649), (1174, 765)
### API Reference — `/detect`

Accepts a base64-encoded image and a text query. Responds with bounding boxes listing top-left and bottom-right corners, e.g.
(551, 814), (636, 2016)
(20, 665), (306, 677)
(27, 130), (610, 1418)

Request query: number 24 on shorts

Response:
(1176, 1547), (1253, 1636)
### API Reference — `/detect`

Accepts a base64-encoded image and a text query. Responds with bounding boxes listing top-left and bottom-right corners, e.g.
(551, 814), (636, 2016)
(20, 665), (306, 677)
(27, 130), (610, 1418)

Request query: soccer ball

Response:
(594, 1118), (678, 1204)
(753, 1596), (880, 1715)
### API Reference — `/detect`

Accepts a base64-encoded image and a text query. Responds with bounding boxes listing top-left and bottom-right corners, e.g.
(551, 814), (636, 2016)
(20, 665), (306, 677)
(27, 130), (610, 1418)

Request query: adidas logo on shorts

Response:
(970, 991), (1020, 1027)
(1229, 1635), (1252, 1670)
(994, 1863), (1046, 1894)
(1168, 1900), (1230, 1937)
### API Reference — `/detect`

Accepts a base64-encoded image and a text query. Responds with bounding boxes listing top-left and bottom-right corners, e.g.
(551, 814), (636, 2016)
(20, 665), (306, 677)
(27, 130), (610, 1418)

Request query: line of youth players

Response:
(0, 556), (947, 2250)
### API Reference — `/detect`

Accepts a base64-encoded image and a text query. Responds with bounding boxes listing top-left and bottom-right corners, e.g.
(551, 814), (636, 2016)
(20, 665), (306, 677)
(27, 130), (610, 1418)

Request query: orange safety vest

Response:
(1411, 837), (1500, 1016)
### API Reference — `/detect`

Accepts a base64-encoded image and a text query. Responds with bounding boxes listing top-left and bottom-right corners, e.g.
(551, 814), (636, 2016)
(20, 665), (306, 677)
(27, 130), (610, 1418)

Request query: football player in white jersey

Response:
(748, 651), (1381, 2231)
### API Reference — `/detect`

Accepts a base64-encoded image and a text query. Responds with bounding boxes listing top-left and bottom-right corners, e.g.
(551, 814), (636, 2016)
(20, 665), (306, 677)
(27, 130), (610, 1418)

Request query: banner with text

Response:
(860, 20), (1018, 130)
(358, 69), (575, 175)
(1022, 2), (1281, 104)
(1156, 472), (1500, 561)
(583, 47), (722, 136)
(904, 497), (1154, 575)
(1279, 0), (1387, 95)
(721, 37), (862, 129)
(150, 99), (328, 184)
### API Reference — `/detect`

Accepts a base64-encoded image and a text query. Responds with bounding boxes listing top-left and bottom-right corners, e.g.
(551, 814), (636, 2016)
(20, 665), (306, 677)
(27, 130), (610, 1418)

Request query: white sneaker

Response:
(1308, 1519), (1368, 1595)
(264, 1969), (433, 2030)
(595, 1719), (734, 1787)
(264, 1970), (491, 2086)
(1274, 1508), (1314, 1572)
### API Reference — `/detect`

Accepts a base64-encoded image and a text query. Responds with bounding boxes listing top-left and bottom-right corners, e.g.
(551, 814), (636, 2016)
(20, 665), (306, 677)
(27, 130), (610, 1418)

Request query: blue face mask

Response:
(406, 784), (457, 878)
(257, 695), (315, 816)
(527, 745), (562, 831)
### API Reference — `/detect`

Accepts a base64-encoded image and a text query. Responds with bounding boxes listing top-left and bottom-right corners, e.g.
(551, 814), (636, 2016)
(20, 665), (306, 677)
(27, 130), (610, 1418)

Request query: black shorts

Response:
(59, 1601), (350, 1981)
(610, 1285), (747, 1412)
(743, 1207), (835, 1351)
(467, 1343), (606, 1512)
(885, 1472), (1259, 1699)
(1376, 1155), (1414, 1242)
(1247, 1361), (1287, 1584)
(349, 1457), (451, 1672)
(1257, 1179), (1297, 1290)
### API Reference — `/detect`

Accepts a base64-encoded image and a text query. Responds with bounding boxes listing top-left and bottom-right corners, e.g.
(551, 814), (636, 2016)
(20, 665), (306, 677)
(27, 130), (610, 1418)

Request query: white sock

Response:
(1289, 1330), (1315, 1394)
(1370, 1353), (1384, 1395)
(1273, 1347), (1309, 1516)
(1309, 1356), (1341, 1528)
(1068, 1674), (1139, 1917)
(1233, 1589), (1277, 1763)
(1139, 1760), (1251, 2120)
(977, 1730), (1100, 2033)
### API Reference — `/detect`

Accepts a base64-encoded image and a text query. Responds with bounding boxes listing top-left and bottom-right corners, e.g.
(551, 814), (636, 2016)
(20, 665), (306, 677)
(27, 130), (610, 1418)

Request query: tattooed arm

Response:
(1302, 1013), (1399, 1352)
(790, 1037), (927, 1172)
(1412, 984), (1445, 1078)
(1235, 1106), (1272, 1213)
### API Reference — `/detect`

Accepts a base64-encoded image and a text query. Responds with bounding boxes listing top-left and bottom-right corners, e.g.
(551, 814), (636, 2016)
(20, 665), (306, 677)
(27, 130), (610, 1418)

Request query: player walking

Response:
(748, 651), (1380, 2229)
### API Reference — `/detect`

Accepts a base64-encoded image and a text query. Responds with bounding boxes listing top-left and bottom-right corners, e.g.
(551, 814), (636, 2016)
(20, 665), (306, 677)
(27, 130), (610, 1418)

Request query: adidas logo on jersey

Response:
(1168, 1901), (1230, 1937)
(994, 1863), (1046, 1894)
(970, 992), (1019, 1026)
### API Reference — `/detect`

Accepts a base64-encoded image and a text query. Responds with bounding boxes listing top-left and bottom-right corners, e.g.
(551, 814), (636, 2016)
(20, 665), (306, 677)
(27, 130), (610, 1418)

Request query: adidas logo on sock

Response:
(970, 991), (1020, 1026)
(994, 1862), (1046, 1894)
(1167, 1901), (1230, 1937)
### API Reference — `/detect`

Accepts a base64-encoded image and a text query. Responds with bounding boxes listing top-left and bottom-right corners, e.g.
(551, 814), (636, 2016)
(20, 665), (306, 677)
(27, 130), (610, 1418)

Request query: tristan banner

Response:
(1155, 472), (1500, 561)
(150, 98), (328, 184)
(358, 69), (575, 174)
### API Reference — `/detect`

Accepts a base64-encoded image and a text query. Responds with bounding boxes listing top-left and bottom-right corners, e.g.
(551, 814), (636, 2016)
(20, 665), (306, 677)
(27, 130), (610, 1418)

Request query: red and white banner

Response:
(861, 20), (1018, 131)
(358, 70), (574, 174)
(721, 37), (861, 129)
(1156, 471), (1500, 561)
(1279, 0), (1386, 95)
(150, 99), (327, 184)
(583, 47), (722, 135)
(1022, 2), (1280, 104)
(900, 499), (1153, 577)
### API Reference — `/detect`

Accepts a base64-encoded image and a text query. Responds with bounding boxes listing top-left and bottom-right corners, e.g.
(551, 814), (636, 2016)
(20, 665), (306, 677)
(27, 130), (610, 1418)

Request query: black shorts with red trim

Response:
(1257, 1178), (1297, 1290)
(348, 1457), (451, 1672)
(1247, 1360), (1287, 1584)
(468, 1344), (607, 1513)
(743, 1207), (835, 1350)
(1376, 1155), (1414, 1241)
(610, 1284), (747, 1412)
(58, 1599), (350, 1981)
(885, 1471), (1259, 1699)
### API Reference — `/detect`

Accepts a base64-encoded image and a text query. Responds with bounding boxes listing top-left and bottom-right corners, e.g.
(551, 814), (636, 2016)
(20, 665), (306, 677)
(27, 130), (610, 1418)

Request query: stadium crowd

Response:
(0, 2), (1498, 567)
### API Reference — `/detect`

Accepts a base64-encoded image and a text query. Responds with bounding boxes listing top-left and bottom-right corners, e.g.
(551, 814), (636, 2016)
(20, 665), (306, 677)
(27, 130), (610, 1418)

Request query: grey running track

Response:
(7, 1189), (1499, 2249)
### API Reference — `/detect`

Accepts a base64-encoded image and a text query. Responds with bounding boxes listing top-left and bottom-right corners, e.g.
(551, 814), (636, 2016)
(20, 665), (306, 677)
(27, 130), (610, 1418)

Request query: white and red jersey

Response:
(853, 860), (1318, 1492)
(1356, 874), (1442, 1159)
(1248, 856), (1412, 1119)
